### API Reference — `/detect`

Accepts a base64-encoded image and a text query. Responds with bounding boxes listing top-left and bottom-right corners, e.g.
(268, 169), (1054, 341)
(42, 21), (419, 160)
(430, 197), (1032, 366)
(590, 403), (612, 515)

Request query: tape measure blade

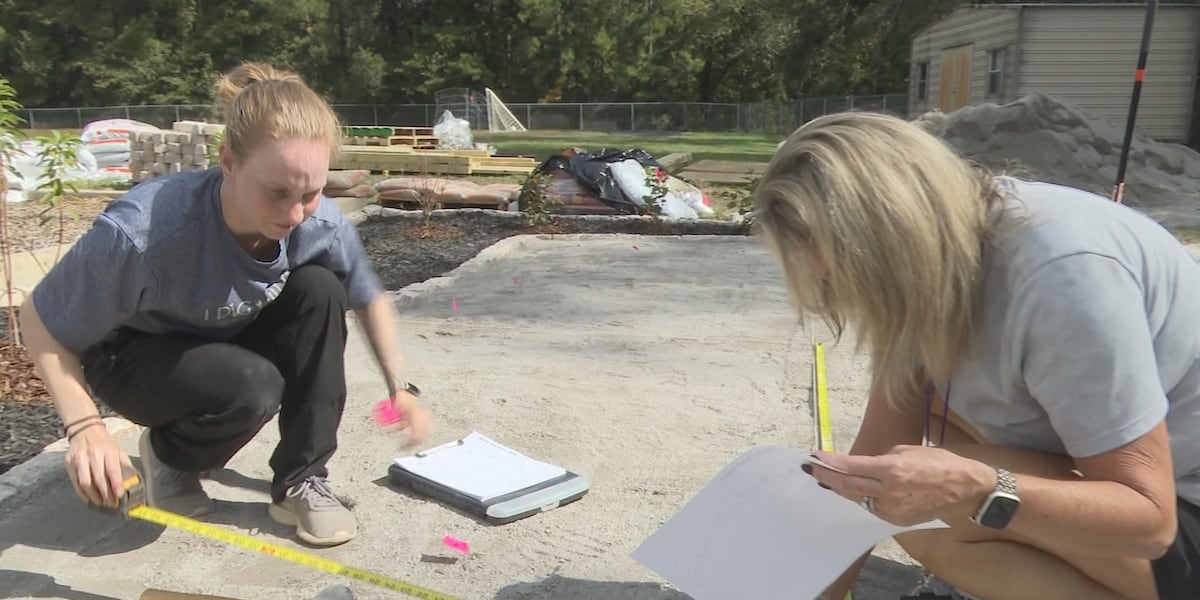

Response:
(127, 506), (460, 600)
(814, 342), (834, 452)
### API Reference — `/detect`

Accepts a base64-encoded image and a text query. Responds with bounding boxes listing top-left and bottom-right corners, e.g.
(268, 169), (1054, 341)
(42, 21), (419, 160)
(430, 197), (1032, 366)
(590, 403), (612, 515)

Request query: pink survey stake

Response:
(372, 399), (406, 426)
(442, 534), (470, 554)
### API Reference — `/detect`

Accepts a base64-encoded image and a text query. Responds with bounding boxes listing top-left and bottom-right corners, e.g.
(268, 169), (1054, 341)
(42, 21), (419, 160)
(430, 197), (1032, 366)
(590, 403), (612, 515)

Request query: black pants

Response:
(1152, 496), (1200, 600)
(80, 265), (350, 503)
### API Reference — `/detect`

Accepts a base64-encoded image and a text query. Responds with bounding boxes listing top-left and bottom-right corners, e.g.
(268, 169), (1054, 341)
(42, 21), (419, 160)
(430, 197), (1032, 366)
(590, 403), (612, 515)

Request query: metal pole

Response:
(1112, 0), (1157, 204)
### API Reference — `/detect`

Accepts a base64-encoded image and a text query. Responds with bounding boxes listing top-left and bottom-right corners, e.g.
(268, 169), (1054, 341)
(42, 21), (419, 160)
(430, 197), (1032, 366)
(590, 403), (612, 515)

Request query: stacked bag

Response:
(323, 170), (374, 198)
(81, 119), (161, 182)
(374, 176), (520, 209)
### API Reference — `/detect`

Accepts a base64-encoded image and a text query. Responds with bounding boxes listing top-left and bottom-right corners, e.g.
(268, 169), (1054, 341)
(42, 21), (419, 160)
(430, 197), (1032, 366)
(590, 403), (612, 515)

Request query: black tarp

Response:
(535, 148), (662, 213)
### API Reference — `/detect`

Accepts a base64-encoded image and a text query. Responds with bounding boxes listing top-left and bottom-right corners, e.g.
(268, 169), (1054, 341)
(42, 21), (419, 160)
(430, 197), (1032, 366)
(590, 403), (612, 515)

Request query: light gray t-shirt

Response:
(946, 177), (1200, 506)
(32, 167), (383, 354)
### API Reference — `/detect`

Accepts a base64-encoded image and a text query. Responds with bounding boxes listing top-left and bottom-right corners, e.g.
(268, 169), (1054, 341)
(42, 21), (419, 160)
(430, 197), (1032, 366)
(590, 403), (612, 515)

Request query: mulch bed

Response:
(1, 206), (749, 475)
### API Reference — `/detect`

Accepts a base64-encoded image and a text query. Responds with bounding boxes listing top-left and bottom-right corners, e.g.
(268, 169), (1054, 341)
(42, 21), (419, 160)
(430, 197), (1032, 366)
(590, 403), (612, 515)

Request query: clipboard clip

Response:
(413, 438), (465, 458)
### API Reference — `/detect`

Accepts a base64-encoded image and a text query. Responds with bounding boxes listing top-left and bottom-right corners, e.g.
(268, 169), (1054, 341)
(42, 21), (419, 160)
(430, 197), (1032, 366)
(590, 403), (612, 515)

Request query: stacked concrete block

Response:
(129, 121), (226, 183)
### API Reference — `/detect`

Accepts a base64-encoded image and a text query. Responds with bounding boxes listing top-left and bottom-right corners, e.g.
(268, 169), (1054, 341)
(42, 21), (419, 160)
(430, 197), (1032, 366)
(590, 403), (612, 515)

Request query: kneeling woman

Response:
(754, 112), (1200, 600)
(22, 62), (432, 547)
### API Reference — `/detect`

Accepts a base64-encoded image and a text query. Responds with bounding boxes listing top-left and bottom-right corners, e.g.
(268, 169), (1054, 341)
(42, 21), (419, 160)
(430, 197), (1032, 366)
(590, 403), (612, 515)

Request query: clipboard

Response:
(387, 431), (590, 525)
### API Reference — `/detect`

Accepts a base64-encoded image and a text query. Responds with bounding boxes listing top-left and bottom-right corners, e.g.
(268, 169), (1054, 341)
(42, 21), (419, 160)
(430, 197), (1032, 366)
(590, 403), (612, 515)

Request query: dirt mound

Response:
(914, 93), (1200, 226)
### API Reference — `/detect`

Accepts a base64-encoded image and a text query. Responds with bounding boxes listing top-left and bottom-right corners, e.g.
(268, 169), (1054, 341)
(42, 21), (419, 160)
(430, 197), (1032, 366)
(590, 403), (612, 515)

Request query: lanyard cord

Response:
(924, 380), (951, 447)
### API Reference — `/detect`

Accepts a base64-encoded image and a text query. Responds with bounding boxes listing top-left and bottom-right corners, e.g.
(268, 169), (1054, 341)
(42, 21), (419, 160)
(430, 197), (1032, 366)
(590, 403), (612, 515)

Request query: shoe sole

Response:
(138, 429), (212, 518)
(267, 502), (357, 547)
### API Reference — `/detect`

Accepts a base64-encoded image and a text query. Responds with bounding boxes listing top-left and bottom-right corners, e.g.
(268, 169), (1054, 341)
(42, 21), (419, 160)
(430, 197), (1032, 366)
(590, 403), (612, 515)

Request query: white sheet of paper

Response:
(393, 431), (566, 502)
(631, 446), (948, 600)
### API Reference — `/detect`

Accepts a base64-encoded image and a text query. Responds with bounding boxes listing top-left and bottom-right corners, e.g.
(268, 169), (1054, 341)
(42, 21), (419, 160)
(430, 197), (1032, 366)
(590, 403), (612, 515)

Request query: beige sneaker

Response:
(137, 429), (213, 517)
(268, 476), (357, 546)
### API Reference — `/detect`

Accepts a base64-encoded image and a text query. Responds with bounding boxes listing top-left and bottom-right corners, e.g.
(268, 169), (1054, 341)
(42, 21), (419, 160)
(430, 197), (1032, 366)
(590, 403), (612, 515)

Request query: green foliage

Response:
(0, 0), (968, 108)
(30, 130), (81, 224)
(0, 76), (80, 350)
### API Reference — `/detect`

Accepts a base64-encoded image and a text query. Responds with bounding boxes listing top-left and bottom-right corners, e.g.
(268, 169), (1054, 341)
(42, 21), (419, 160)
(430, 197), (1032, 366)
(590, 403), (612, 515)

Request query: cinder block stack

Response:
(129, 121), (226, 183)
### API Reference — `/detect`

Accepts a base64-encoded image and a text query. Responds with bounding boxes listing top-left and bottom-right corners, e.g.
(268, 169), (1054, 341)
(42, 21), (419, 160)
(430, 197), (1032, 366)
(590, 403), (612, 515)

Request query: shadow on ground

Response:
(0, 570), (121, 600)
(491, 556), (926, 600)
(494, 574), (691, 600)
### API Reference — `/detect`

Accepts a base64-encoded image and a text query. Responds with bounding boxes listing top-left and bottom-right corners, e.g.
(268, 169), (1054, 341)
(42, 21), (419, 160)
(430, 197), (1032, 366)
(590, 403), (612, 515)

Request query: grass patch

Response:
(474, 130), (779, 163)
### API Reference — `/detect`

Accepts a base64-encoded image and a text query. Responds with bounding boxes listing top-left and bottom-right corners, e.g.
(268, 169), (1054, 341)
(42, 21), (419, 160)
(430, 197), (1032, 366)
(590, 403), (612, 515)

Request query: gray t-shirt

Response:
(32, 167), (383, 354)
(947, 177), (1200, 506)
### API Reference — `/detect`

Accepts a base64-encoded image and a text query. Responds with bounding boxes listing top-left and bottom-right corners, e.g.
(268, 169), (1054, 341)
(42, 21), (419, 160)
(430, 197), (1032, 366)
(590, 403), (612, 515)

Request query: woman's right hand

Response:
(65, 423), (133, 509)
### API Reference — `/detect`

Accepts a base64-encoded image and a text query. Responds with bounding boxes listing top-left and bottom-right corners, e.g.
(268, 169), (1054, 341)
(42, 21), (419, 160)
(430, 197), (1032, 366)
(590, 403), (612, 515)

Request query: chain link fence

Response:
(14, 94), (908, 134)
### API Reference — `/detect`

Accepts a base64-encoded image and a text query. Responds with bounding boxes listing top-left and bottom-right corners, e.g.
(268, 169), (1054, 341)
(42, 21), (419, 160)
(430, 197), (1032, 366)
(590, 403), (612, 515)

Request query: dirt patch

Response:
(357, 208), (749, 291)
(2, 195), (110, 252)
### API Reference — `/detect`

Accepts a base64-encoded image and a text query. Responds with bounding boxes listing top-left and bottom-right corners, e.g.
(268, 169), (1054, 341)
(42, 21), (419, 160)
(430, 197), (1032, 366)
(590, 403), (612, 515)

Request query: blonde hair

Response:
(214, 62), (342, 161)
(753, 111), (1008, 408)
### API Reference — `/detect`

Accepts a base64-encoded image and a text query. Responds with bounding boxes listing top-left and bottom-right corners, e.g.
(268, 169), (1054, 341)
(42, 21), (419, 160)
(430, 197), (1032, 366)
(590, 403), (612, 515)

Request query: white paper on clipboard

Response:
(393, 431), (566, 503)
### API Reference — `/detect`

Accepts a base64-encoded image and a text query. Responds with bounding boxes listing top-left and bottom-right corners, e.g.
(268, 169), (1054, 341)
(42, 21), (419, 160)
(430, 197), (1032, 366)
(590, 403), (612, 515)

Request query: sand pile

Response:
(913, 92), (1200, 226)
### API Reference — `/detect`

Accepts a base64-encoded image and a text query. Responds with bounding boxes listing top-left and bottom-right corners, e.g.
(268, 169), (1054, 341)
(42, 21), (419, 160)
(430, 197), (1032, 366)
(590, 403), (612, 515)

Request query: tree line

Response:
(0, 0), (1187, 109)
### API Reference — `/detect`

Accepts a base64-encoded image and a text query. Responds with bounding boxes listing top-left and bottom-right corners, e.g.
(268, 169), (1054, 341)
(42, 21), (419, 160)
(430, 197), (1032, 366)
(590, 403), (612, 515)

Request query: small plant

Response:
(32, 131), (83, 261)
(518, 170), (558, 228)
(0, 78), (81, 355)
(0, 76), (28, 355)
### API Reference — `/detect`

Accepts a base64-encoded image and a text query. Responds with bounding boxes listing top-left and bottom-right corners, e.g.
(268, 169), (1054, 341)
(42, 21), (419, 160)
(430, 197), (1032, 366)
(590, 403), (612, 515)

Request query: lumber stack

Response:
(129, 121), (225, 184)
(332, 145), (538, 176)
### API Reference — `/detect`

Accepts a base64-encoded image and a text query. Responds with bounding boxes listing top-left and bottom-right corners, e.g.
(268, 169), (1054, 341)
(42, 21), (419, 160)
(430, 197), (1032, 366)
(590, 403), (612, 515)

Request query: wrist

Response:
(960, 458), (999, 514)
(390, 380), (420, 399)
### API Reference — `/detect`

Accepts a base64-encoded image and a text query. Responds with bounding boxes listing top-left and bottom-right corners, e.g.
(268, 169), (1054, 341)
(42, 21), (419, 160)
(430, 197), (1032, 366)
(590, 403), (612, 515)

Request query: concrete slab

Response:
(0, 234), (920, 599)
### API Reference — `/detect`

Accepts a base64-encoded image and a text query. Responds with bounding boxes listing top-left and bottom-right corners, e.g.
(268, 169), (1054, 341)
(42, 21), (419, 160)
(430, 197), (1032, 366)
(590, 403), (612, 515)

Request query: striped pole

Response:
(1112, 0), (1158, 204)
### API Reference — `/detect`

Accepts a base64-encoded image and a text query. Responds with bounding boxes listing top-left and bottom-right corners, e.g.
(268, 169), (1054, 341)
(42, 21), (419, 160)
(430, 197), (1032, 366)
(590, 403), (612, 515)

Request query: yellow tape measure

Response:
(812, 341), (854, 600)
(126, 505), (461, 600)
(813, 342), (834, 454)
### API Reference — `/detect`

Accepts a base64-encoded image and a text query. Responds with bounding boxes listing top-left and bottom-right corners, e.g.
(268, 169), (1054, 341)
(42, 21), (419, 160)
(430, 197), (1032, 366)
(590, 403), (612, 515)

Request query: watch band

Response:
(995, 467), (1018, 495)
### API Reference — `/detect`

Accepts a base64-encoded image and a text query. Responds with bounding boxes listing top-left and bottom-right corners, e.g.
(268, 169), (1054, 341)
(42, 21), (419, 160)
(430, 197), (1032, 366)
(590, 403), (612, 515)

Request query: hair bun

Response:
(214, 62), (303, 120)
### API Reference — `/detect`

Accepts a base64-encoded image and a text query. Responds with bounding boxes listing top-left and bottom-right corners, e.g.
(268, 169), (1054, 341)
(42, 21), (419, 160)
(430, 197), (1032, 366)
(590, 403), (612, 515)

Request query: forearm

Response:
(353, 293), (407, 395)
(955, 459), (1173, 560)
(19, 299), (101, 426)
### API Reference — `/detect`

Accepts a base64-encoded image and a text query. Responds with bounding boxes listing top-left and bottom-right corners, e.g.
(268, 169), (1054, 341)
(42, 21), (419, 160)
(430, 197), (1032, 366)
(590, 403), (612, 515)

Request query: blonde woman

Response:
(755, 112), (1200, 600)
(21, 62), (432, 547)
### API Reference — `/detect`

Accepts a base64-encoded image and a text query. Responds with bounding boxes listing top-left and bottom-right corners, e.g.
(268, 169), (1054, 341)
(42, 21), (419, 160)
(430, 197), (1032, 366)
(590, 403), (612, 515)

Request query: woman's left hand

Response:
(807, 446), (995, 526)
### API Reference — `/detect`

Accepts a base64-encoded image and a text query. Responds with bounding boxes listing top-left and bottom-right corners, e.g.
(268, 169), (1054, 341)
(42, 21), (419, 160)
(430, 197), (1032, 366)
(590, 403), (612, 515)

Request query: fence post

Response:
(76, 108), (82, 129)
(578, 104), (583, 130)
(374, 105), (379, 126)
(629, 104), (635, 131)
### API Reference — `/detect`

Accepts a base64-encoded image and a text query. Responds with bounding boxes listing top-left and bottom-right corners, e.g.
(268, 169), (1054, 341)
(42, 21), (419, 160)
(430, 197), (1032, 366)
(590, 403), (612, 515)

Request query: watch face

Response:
(980, 494), (1020, 529)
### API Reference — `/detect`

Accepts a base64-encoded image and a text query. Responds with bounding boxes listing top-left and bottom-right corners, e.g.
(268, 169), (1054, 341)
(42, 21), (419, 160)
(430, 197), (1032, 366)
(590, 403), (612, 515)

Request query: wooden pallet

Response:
(391, 135), (440, 150)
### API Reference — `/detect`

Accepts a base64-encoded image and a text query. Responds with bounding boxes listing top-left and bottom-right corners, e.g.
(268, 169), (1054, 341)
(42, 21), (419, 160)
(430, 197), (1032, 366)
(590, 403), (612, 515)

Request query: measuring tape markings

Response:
(127, 505), (462, 600)
(812, 341), (854, 600)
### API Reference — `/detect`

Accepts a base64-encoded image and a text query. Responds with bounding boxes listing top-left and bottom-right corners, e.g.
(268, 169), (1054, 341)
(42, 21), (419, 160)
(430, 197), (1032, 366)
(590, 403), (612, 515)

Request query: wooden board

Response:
(332, 147), (536, 175)
(676, 170), (758, 185)
(685, 159), (767, 175)
(658, 152), (693, 172)
(332, 152), (472, 175)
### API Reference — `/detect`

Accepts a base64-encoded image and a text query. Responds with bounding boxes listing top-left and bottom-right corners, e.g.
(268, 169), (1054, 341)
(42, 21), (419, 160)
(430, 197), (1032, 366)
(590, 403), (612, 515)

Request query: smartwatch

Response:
(972, 466), (1020, 529)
